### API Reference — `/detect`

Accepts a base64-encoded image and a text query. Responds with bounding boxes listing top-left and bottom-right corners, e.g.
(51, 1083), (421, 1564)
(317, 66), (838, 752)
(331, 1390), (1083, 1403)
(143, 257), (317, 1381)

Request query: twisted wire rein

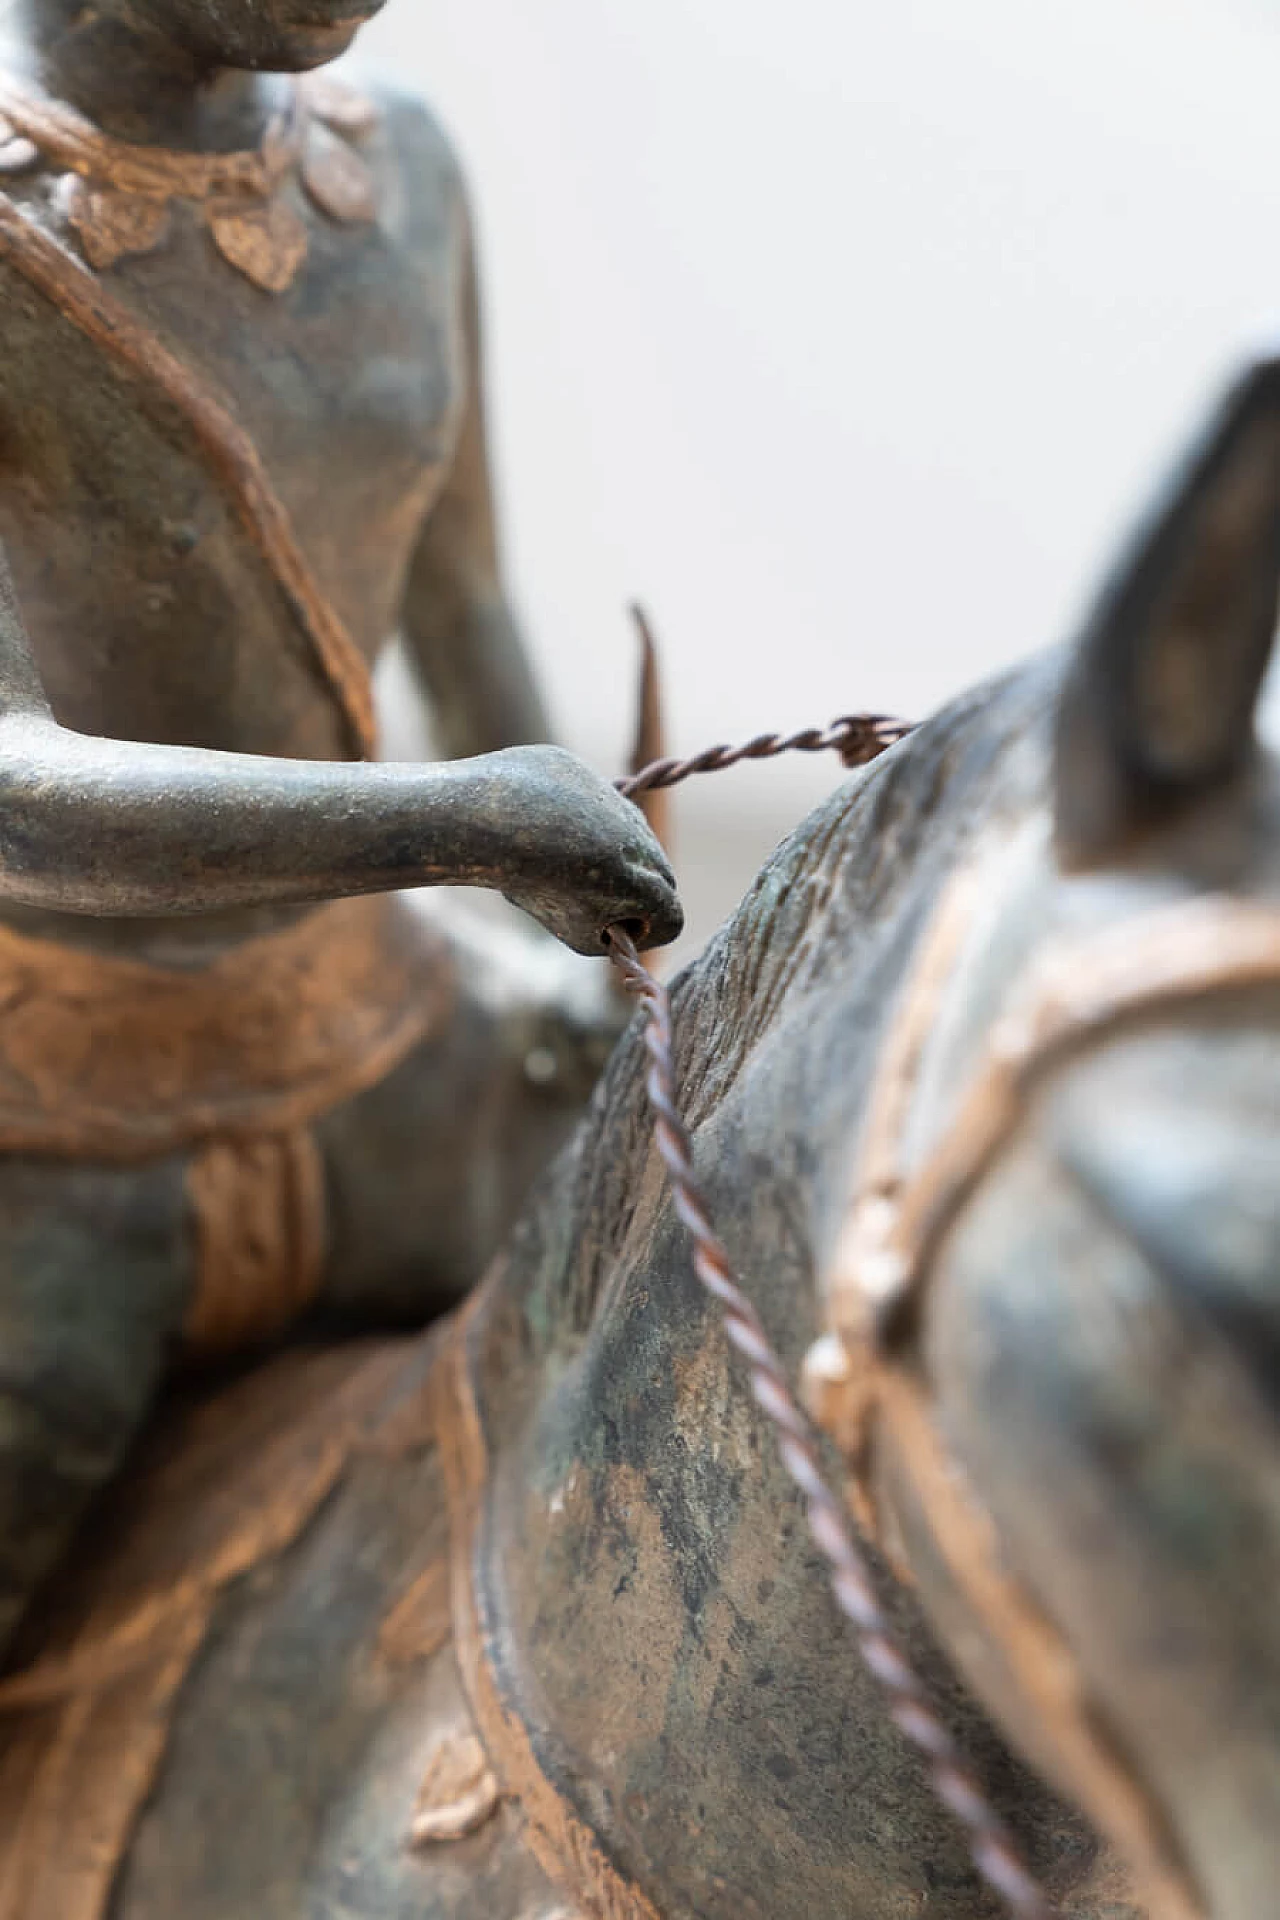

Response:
(607, 716), (1056, 1920)
(615, 712), (914, 797)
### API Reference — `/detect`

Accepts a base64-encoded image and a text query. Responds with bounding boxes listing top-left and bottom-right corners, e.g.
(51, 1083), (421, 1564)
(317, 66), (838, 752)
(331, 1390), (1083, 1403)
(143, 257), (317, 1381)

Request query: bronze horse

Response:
(4, 355), (1278, 1918)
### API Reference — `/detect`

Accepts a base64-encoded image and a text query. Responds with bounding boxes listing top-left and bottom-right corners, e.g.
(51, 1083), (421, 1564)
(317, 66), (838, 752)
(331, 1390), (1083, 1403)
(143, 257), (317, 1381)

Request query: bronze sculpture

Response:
(0, 4), (1274, 1915)
(4, 344), (1280, 1917)
(0, 0), (679, 1660)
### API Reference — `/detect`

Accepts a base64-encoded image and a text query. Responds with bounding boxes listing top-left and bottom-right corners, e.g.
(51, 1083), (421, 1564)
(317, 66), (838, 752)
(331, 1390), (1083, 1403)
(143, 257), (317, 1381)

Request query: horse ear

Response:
(1054, 356), (1280, 861)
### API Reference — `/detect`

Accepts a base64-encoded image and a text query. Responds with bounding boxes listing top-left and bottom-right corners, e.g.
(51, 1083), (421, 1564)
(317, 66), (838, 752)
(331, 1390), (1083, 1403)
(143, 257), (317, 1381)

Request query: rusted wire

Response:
(606, 716), (1056, 1920)
(616, 712), (913, 799)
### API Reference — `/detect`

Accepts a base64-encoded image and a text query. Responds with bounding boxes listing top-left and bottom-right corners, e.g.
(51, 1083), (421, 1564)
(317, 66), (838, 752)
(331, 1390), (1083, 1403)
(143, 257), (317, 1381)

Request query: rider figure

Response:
(0, 0), (680, 1654)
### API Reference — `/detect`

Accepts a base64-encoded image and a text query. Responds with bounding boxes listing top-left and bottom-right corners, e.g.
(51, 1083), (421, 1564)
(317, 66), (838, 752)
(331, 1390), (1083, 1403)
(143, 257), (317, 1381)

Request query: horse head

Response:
(817, 354), (1280, 1920)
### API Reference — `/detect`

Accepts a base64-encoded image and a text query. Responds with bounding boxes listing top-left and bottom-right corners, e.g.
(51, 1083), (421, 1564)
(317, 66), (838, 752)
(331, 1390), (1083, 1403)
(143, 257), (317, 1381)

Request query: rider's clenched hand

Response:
(474, 745), (682, 954)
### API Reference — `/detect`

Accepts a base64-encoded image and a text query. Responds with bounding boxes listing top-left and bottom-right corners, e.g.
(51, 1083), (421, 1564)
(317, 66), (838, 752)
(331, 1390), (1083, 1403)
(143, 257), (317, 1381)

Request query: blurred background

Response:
(366, 0), (1280, 957)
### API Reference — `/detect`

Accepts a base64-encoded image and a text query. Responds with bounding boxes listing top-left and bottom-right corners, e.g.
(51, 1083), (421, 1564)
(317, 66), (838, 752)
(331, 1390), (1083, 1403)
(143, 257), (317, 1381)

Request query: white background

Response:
(364, 0), (1280, 951)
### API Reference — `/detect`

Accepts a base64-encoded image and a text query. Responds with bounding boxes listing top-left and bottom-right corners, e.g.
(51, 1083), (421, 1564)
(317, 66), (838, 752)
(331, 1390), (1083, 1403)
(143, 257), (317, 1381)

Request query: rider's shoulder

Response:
(314, 58), (466, 200)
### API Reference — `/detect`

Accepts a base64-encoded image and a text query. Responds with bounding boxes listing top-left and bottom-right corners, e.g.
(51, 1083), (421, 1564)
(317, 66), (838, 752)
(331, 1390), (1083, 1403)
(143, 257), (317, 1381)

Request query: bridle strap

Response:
(828, 888), (1280, 1362)
(814, 883), (1280, 1920)
(874, 1367), (1205, 1920)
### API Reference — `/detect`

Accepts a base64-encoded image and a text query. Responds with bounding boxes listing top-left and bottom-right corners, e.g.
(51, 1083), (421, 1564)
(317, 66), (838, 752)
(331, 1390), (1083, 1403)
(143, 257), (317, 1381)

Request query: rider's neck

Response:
(0, 2), (282, 153)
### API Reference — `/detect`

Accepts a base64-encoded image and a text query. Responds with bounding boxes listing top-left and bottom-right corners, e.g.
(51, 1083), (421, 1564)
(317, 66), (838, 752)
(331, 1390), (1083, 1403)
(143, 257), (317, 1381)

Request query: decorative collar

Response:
(0, 71), (380, 293)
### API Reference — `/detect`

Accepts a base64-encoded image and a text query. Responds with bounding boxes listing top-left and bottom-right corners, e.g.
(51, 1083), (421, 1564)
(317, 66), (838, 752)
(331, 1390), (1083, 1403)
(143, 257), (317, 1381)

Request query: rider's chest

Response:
(127, 204), (460, 539)
(0, 180), (465, 551)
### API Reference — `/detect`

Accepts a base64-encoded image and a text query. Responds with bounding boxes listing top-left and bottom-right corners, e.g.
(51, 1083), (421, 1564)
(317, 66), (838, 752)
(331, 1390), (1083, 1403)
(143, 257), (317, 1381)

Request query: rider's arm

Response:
(398, 206), (553, 759)
(0, 548), (679, 953)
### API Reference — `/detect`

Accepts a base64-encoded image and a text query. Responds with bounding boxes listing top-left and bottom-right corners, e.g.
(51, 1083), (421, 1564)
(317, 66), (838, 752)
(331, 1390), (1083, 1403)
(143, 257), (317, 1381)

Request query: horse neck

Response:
(684, 655), (1060, 1263)
(515, 652), (1061, 1359)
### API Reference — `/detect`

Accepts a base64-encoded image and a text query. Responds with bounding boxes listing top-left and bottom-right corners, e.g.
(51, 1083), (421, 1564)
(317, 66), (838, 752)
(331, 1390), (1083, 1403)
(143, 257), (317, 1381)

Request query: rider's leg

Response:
(314, 894), (625, 1326)
(0, 1153), (190, 1659)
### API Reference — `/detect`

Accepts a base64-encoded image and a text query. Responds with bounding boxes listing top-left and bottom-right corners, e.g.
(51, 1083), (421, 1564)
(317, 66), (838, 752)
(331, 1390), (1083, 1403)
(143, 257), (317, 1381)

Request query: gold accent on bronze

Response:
(302, 73), (380, 140)
(798, 1329), (882, 1539)
(377, 1559), (453, 1670)
(0, 1346), (416, 1714)
(827, 863), (984, 1353)
(830, 889), (1280, 1371)
(815, 878), (1280, 1920)
(0, 1606), (211, 1920)
(206, 192), (310, 293)
(877, 1372), (1204, 1920)
(61, 173), (170, 269)
(0, 71), (384, 294)
(0, 891), (450, 1359)
(0, 188), (379, 753)
(184, 1128), (327, 1355)
(817, 867), (983, 1527)
(0, 75), (300, 202)
(432, 1309), (664, 1920)
(0, 1342), (417, 1918)
(301, 123), (377, 225)
(0, 72), (314, 286)
(0, 895), (450, 1161)
(411, 1726), (501, 1846)
(0, 127), (36, 176)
